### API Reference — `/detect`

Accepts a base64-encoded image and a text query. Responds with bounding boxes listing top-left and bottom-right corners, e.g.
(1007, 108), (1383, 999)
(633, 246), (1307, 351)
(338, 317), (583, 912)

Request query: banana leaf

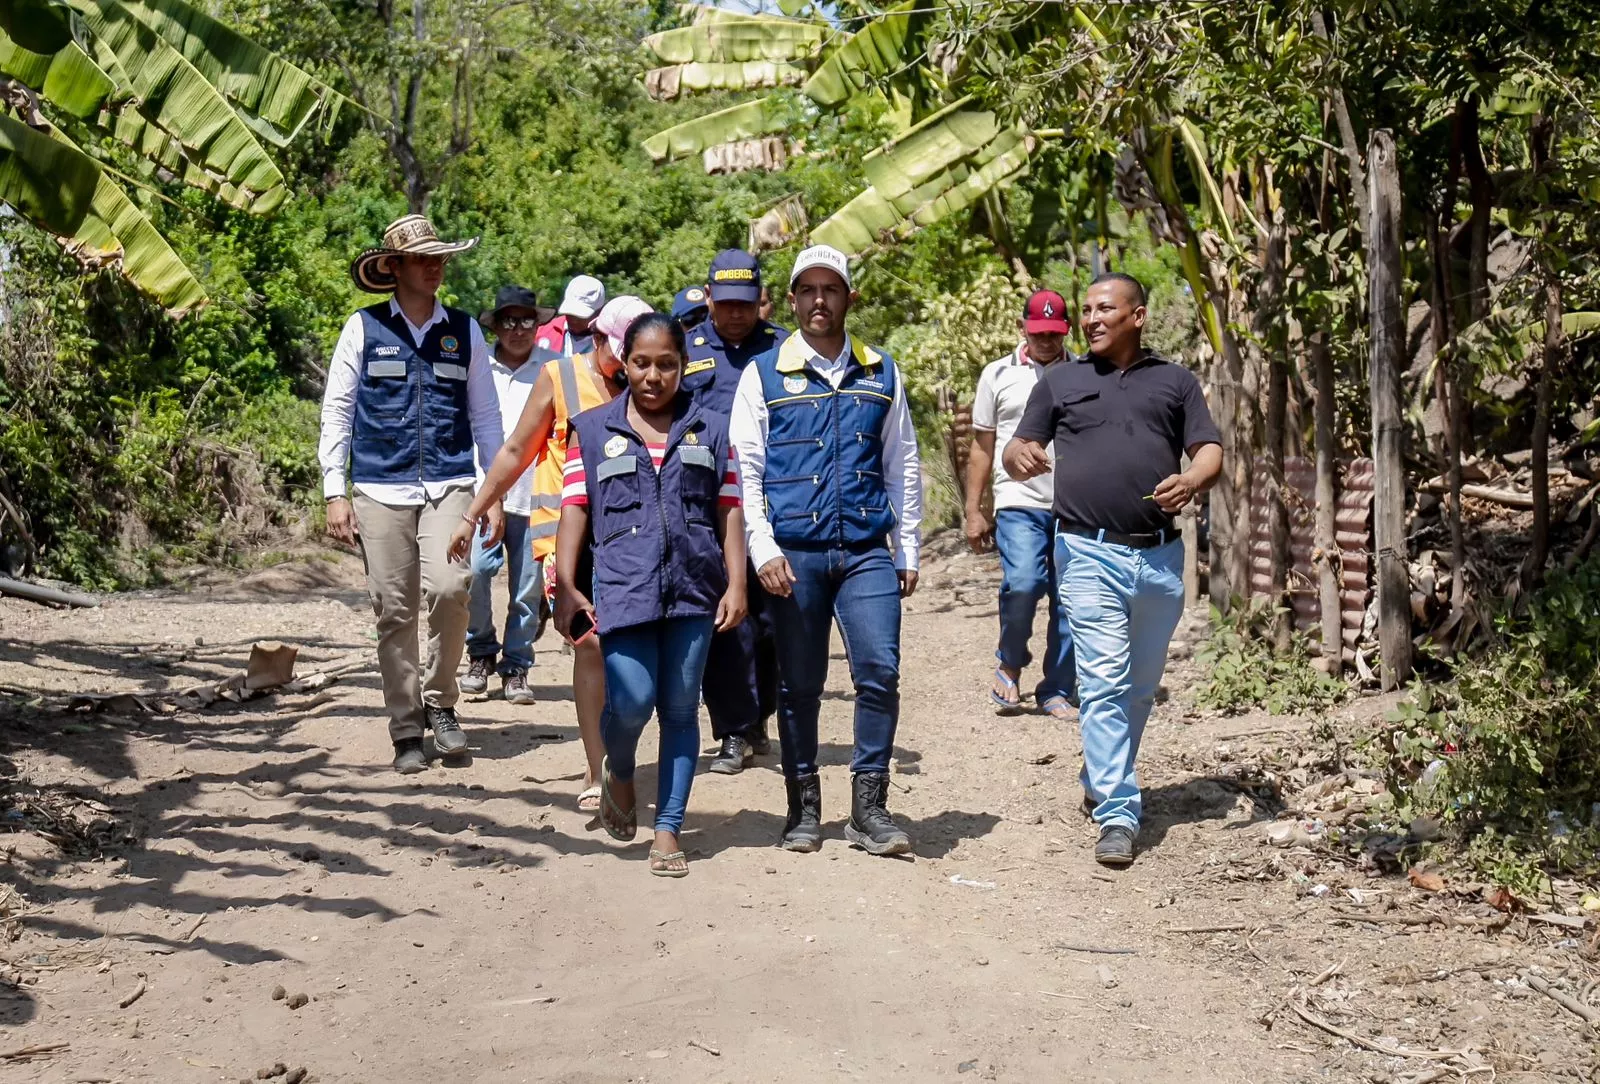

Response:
(645, 17), (826, 65)
(0, 112), (205, 312)
(104, 105), (282, 213)
(0, 0), (72, 53)
(86, 0), (337, 143)
(643, 60), (806, 100)
(813, 129), (1033, 253)
(0, 31), (116, 118)
(642, 98), (790, 164)
(802, 1), (917, 107)
(1175, 117), (1235, 246)
(74, 1), (286, 203)
(862, 97), (1000, 201)
(1515, 311), (1600, 347)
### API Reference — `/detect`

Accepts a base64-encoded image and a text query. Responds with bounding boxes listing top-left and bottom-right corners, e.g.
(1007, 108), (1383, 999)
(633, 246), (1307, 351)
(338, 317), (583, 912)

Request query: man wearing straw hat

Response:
(320, 213), (506, 774)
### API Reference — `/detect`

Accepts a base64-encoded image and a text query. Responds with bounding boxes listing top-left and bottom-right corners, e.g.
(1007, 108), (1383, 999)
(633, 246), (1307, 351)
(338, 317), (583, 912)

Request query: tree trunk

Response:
(1528, 115), (1561, 586)
(1254, 166), (1291, 650)
(1366, 129), (1413, 688)
(1310, 331), (1342, 669)
(1312, 12), (1367, 228)
(1425, 209), (1467, 615)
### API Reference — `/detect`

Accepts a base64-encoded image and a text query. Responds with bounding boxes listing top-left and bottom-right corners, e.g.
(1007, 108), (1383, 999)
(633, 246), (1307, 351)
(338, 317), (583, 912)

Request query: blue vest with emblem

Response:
(683, 319), (790, 419)
(571, 393), (730, 636)
(351, 303), (476, 485)
(753, 334), (898, 548)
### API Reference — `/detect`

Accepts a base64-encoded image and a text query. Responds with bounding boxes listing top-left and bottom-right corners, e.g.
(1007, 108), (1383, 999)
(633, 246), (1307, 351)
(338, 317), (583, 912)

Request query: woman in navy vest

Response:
(553, 313), (748, 878)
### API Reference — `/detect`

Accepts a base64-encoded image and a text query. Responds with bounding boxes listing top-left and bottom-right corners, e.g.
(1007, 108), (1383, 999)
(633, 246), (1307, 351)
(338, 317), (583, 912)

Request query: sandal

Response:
(1040, 695), (1077, 721)
(577, 783), (601, 814)
(599, 758), (637, 842)
(990, 666), (1022, 712)
(648, 849), (689, 878)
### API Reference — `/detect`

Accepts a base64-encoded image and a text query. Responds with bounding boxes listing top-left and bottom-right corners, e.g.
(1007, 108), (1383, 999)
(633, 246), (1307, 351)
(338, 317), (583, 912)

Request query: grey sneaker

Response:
(460, 655), (494, 695)
(709, 735), (753, 775)
(426, 706), (468, 756)
(393, 738), (427, 774)
(503, 670), (536, 705)
(1094, 824), (1136, 868)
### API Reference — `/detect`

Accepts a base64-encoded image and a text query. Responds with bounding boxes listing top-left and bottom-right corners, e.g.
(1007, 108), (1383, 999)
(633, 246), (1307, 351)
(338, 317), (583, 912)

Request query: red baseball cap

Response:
(1023, 289), (1070, 334)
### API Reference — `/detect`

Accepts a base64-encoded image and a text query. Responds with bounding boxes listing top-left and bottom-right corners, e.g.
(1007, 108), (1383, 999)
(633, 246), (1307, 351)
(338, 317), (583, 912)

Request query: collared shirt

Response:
(477, 344), (560, 516)
(318, 298), (504, 506)
(729, 332), (922, 572)
(683, 318), (789, 419)
(971, 345), (1055, 512)
(1013, 350), (1222, 535)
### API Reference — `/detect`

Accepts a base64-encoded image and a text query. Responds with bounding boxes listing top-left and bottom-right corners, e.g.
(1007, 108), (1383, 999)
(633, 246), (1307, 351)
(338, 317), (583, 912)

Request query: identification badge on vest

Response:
(783, 374), (808, 394)
(603, 435), (628, 458)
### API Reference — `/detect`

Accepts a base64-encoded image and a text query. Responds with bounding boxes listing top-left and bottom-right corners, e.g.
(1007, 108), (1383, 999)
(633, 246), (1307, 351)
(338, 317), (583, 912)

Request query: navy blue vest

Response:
(351, 303), (476, 485)
(571, 393), (730, 635)
(754, 335), (898, 548)
(682, 319), (789, 419)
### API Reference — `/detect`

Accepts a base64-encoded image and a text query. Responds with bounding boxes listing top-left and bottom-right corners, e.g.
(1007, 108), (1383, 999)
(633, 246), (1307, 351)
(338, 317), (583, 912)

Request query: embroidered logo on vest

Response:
(603, 435), (627, 458)
(440, 335), (460, 353)
(783, 374), (808, 394)
(684, 431), (699, 445)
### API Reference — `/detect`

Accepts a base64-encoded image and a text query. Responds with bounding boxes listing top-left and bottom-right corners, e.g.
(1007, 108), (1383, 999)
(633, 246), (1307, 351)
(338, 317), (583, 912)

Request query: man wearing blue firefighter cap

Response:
(672, 285), (709, 331)
(685, 249), (790, 774)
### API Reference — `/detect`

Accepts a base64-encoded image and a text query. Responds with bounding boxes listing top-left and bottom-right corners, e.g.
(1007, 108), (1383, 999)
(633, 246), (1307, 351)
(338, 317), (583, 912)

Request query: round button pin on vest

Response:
(685, 431), (699, 445)
(783, 374), (807, 394)
(603, 435), (627, 458)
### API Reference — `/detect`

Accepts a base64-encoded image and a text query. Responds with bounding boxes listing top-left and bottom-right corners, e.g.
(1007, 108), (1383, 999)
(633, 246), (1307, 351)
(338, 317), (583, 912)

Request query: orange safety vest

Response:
(530, 352), (611, 560)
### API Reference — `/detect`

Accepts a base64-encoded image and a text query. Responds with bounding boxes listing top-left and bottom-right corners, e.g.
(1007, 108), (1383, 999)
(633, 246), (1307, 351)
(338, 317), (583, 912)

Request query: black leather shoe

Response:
(844, 772), (911, 856)
(709, 735), (753, 775)
(393, 738), (427, 774)
(1095, 824), (1136, 867)
(748, 721), (773, 757)
(426, 706), (468, 756)
(781, 774), (822, 852)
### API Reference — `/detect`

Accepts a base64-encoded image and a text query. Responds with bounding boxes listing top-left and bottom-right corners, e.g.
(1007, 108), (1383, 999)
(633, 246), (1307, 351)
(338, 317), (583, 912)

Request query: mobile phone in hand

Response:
(568, 608), (596, 644)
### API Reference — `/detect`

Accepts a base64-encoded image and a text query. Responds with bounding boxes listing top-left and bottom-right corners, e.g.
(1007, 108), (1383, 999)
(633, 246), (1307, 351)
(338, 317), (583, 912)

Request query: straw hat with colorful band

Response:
(350, 214), (480, 294)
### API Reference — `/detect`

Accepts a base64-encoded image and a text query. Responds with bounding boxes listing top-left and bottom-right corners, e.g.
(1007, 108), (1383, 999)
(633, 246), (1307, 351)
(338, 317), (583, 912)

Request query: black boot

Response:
(844, 772), (911, 856)
(748, 719), (772, 757)
(781, 773), (822, 852)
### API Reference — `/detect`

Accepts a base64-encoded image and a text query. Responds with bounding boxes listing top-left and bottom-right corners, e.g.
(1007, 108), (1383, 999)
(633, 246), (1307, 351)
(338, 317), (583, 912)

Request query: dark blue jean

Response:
(703, 567), (779, 740)
(994, 507), (1075, 703)
(600, 616), (715, 836)
(768, 543), (901, 778)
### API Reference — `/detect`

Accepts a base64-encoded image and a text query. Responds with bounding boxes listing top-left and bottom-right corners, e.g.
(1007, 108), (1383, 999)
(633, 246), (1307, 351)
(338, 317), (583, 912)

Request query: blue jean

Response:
(768, 543), (901, 779)
(994, 508), (1076, 703)
(1057, 531), (1185, 831)
(600, 617), (715, 836)
(466, 513), (541, 673)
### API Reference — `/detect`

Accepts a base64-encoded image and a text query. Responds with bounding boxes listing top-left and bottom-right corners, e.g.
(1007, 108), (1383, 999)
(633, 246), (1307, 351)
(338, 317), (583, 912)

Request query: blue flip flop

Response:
(990, 666), (1022, 712)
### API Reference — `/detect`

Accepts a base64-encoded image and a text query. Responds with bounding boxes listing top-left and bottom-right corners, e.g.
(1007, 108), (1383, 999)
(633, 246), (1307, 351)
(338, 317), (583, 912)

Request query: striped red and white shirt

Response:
(561, 436), (741, 508)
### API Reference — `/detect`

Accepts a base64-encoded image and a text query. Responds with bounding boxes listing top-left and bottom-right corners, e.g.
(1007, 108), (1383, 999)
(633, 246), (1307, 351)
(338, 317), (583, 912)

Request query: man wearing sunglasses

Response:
(460, 286), (560, 704)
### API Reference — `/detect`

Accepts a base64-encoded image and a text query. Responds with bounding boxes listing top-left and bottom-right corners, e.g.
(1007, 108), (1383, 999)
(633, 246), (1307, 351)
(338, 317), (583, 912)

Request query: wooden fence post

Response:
(1366, 129), (1413, 689)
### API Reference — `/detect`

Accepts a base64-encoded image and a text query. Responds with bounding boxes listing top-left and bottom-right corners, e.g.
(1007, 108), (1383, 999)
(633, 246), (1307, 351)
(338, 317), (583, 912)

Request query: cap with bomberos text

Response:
(1023, 288), (1070, 335)
(707, 249), (762, 302)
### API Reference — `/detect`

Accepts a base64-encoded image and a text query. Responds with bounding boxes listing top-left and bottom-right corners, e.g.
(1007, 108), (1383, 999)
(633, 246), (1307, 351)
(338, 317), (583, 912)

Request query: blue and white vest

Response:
(753, 334), (898, 548)
(351, 303), (476, 484)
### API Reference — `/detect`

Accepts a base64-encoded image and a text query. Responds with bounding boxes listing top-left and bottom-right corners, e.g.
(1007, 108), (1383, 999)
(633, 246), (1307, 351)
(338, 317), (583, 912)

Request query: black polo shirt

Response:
(1013, 351), (1221, 535)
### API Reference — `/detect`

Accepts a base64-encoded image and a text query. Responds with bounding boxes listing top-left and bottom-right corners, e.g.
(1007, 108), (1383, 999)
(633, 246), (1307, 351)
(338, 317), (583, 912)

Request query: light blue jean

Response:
(1057, 530), (1185, 831)
(601, 616), (715, 836)
(466, 513), (540, 673)
(994, 508), (1075, 704)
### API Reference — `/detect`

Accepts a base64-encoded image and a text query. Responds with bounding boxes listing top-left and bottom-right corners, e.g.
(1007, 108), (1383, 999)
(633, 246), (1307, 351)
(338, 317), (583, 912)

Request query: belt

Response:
(1060, 523), (1174, 550)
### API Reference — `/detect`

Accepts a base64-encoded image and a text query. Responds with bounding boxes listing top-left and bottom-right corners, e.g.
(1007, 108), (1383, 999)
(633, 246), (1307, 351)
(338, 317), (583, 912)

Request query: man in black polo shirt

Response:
(1004, 272), (1222, 867)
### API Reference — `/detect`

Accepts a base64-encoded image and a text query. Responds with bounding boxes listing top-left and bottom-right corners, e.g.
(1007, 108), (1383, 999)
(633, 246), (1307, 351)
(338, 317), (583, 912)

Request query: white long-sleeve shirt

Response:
(318, 299), (504, 506)
(728, 333), (922, 572)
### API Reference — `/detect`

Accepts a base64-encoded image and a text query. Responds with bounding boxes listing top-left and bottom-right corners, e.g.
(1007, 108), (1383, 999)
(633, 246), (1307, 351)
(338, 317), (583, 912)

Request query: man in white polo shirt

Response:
(964, 289), (1077, 719)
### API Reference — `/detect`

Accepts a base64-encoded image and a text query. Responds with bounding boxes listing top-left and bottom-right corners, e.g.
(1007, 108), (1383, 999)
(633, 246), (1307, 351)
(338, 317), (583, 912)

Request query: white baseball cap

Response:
(558, 274), (606, 320)
(788, 244), (851, 289)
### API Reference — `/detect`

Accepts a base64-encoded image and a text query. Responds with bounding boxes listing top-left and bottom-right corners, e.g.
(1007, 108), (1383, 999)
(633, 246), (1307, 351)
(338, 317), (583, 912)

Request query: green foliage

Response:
(1379, 560), (1600, 880)
(1194, 600), (1348, 716)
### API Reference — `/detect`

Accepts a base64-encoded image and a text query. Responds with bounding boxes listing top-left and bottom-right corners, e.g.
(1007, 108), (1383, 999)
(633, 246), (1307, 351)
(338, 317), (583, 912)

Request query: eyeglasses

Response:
(496, 316), (539, 330)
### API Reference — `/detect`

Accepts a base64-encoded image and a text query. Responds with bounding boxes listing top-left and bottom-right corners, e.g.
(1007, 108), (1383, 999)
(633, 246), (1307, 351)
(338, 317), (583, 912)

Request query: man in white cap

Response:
(537, 275), (606, 356)
(729, 244), (922, 856)
(321, 213), (505, 774)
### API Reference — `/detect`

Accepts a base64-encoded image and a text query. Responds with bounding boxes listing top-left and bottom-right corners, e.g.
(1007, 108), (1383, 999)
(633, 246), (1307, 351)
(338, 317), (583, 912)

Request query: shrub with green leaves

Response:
(1194, 600), (1348, 716)
(1383, 559), (1600, 878)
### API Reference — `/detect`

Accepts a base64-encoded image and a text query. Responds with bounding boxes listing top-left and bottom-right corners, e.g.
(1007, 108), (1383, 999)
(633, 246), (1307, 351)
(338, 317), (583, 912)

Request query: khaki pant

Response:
(353, 489), (474, 742)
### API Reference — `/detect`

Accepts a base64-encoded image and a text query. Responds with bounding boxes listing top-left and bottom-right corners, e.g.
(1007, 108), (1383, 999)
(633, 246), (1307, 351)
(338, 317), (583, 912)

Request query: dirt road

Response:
(1, 541), (1593, 1083)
